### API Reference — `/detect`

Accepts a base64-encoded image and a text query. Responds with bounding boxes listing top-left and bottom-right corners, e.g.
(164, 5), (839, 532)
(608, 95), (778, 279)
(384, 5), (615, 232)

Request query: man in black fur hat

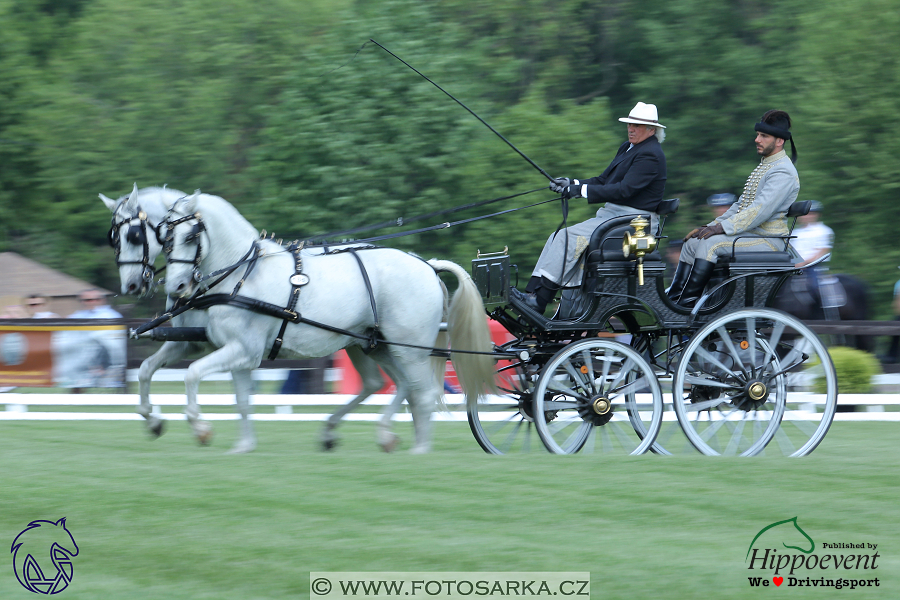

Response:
(668, 110), (799, 308)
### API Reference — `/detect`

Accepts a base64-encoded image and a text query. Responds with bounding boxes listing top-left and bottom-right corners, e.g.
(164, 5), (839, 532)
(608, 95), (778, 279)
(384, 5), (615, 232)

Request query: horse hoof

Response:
(321, 438), (338, 452)
(409, 444), (431, 455)
(226, 438), (256, 454)
(379, 435), (400, 453)
(194, 421), (214, 446)
(147, 418), (166, 438)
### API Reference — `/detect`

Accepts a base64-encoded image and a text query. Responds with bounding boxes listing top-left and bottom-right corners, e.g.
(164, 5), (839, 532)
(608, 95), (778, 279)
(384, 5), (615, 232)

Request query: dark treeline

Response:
(1, 0), (898, 316)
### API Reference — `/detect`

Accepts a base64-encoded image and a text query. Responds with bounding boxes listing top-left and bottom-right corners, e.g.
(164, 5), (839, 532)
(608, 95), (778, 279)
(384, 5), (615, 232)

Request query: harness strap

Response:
(268, 242), (306, 360)
(132, 292), (506, 357)
(348, 249), (379, 346)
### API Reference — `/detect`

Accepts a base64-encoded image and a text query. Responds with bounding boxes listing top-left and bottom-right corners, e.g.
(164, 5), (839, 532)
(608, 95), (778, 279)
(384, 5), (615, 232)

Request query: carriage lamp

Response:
(622, 216), (658, 285)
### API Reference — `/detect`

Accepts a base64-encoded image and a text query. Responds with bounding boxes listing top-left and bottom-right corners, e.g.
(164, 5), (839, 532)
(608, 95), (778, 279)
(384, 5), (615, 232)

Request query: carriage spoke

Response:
(691, 346), (740, 380)
(746, 316), (758, 369)
(609, 375), (650, 399)
(499, 419), (525, 454)
(762, 321), (786, 368)
(581, 349), (598, 394)
(606, 357), (634, 391)
(681, 397), (729, 413)
(723, 415), (747, 456)
(716, 326), (749, 376)
(682, 375), (738, 389)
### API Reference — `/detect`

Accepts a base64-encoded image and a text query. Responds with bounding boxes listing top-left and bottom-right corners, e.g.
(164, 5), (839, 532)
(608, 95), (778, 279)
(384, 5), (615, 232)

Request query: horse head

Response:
(101, 183), (187, 296)
(162, 190), (259, 299)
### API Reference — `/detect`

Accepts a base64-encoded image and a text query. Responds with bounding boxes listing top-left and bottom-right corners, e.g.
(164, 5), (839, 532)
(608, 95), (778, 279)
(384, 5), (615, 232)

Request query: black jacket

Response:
(581, 136), (667, 212)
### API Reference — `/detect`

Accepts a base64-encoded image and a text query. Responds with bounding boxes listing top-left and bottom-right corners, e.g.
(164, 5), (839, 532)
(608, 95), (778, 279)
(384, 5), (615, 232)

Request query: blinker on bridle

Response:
(161, 211), (207, 284)
(108, 206), (163, 289)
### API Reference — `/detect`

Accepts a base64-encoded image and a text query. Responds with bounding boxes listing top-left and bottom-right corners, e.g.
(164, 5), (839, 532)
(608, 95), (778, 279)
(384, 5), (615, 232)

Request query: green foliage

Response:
(0, 0), (898, 315)
(815, 346), (882, 394)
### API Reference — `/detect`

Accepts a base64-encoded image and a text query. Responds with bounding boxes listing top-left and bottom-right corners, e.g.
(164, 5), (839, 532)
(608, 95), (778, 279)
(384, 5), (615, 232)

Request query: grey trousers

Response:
(680, 234), (781, 264)
(532, 203), (659, 287)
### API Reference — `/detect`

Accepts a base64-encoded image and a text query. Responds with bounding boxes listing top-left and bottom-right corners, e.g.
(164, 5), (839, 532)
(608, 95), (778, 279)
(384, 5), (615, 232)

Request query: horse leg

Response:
(373, 359), (409, 453)
(136, 341), (193, 438)
(226, 368), (257, 454)
(379, 353), (439, 455)
(183, 342), (258, 448)
(320, 346), (383, 451)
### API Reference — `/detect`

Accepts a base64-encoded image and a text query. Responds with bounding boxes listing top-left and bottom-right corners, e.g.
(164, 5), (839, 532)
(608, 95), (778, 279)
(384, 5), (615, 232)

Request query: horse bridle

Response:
(107, 205), (165, 293)
(159, 209), (207, 285)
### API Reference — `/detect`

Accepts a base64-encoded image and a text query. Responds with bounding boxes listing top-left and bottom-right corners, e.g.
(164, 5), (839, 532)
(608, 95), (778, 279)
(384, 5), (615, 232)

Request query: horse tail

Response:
(428, 259), (497, 400)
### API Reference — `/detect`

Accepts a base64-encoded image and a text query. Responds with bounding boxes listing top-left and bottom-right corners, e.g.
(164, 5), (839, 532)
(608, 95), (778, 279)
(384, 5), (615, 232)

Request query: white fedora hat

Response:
(619, 102), (666, 128)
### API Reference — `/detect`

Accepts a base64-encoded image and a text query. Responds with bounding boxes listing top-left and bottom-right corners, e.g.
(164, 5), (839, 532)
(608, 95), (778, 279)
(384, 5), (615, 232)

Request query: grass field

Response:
(1, 420), (897, 599)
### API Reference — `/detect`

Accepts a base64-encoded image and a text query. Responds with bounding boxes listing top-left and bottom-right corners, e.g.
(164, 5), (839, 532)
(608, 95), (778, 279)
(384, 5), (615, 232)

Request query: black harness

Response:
(138, 207), (384, 360)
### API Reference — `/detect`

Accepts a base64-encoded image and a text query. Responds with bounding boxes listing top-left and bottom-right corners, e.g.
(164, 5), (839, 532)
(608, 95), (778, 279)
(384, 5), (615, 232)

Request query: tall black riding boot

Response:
(532, 278), (560, 313)
(524, 276), (543, 294)
(677, 259), (717, 308)
(666, 261), (692, 303)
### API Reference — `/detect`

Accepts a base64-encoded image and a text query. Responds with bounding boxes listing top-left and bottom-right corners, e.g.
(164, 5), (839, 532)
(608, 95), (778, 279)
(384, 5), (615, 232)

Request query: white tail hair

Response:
(428, 259), (497, 400)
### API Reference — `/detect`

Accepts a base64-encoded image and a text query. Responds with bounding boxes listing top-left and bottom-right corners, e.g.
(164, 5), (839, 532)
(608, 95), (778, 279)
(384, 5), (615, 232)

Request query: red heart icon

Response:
(773, 577), (783, 586)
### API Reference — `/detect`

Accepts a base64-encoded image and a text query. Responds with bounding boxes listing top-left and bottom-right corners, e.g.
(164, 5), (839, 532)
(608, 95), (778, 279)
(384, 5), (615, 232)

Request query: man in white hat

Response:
(668, 109), (800, 308)
(511, 101), (667, 314)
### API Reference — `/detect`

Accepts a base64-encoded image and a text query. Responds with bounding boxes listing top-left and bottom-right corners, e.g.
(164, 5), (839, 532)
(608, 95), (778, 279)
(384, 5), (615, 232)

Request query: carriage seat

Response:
(583, 198), (680, 265)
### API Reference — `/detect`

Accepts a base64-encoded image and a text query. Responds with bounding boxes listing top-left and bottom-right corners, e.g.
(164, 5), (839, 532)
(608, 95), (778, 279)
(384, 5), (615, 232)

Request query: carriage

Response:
(466, 198), (838, 456)
(106, 186), (837, 457)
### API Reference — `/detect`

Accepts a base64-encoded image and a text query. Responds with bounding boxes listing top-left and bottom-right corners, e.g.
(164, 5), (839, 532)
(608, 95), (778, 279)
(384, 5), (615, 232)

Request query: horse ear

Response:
(122, 183), (140, 213)
(55, 517), (67, 527)
(99, 193), (117, 212)
(182, 189), (202, 213)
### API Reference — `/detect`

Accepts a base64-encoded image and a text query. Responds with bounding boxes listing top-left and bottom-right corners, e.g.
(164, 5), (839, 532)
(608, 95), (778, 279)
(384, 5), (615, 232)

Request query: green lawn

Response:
(1, 421), (896, 599)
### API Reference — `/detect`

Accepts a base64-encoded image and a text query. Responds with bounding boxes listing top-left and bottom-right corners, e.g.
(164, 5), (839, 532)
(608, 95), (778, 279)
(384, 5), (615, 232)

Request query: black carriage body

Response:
(474, 217), (795, 339)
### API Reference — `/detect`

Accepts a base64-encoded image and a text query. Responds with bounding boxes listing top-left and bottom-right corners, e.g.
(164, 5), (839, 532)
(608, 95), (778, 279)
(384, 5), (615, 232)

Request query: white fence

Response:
(2, 393), (898, 422)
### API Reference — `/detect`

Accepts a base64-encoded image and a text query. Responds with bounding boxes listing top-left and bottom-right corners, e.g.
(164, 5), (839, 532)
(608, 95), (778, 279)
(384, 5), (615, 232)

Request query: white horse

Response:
(100, 184), (227, 447)
(160, 190), (495, 453)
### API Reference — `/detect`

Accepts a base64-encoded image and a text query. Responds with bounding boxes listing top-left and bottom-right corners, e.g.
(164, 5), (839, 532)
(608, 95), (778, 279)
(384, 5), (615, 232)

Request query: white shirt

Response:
(68, 305), (123, 319)
(792, 221), (834, 262)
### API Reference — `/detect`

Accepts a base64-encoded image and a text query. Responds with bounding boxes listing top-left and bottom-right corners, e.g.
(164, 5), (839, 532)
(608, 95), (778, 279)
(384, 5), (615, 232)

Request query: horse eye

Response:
(107, 228), (118, 248)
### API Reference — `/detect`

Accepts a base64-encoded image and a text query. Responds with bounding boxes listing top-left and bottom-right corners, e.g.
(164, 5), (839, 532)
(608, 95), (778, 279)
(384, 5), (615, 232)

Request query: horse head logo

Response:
(11, 518), (79, 594)
(746, 516), (815, 561)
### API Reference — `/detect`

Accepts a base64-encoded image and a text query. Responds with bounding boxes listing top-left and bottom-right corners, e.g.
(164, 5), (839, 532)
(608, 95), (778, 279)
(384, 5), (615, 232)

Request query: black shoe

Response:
(509, 287), (542, 312)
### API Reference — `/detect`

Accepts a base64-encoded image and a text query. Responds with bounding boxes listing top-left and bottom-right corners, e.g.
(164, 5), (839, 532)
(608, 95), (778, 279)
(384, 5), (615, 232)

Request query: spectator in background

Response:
(0, 304), (28, 318)
(707, 193), (736, 219)
(68, 289), (122, 319)
(884, 267), (900, 364)
(790, 200), (833, 304)
(25, 294), (59, 318)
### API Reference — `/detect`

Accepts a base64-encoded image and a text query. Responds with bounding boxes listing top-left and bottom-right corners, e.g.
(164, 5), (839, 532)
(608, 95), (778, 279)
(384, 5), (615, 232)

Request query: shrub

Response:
(814, 346), (882, 394)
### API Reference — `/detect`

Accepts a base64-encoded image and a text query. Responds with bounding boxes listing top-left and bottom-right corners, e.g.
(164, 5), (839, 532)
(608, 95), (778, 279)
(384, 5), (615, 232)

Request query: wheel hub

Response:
(579, 394), (614, 426)
(734, 379), (769, 411)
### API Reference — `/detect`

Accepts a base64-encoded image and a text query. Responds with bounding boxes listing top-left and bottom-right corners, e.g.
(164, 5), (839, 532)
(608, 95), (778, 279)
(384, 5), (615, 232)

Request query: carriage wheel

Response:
(672, 308), (837, 457)
(532, 339), (664, 455)
(467, 358), (546, 454)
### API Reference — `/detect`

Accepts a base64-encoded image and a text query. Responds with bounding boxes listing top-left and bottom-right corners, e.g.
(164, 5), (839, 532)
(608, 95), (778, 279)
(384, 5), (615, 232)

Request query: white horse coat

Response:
(160, 191), (494, 453)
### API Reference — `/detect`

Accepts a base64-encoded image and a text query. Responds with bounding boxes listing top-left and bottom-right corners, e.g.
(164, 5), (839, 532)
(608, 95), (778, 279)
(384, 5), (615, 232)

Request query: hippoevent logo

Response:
(745, 517), (880, 590)
(10, 518), (79, 594)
